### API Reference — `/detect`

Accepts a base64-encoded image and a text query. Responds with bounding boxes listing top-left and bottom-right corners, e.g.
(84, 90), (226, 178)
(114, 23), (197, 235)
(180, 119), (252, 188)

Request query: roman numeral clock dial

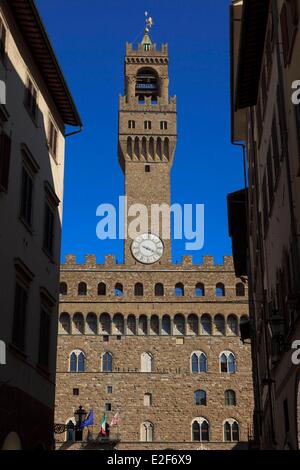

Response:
(131, 233), (164, 264)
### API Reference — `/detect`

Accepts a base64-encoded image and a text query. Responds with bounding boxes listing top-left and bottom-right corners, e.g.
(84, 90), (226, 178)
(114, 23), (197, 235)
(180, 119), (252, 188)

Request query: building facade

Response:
(0, 0), (81, 450)
(230, 0), (300, 450)
(55, 27), (254, 450)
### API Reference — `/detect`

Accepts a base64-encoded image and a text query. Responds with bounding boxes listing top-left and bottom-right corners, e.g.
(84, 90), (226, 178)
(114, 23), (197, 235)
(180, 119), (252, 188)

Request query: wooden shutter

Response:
(0, 132), (12, 191)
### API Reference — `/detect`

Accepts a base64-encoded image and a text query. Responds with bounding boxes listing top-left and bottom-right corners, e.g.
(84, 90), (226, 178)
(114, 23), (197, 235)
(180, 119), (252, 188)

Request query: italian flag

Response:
(100, 414), (106, 436)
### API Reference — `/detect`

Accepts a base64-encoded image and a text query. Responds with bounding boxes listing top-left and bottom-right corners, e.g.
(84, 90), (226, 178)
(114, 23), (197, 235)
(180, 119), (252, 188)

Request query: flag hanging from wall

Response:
(100, 414), (106, 435)
(111, 412), (120, 426)
(80, 410), (94, 429)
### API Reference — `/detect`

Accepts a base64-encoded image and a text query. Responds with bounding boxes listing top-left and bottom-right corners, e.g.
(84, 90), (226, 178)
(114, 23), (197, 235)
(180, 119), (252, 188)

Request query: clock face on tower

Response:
(131, 233), (164, 264)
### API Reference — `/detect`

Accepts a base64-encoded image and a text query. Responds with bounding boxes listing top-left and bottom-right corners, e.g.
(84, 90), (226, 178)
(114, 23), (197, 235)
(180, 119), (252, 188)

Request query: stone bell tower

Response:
(118, 21), (177, 266)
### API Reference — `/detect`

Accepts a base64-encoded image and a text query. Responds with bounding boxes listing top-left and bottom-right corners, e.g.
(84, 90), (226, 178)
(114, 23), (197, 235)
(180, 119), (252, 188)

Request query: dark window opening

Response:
(136, 68), (159, 102)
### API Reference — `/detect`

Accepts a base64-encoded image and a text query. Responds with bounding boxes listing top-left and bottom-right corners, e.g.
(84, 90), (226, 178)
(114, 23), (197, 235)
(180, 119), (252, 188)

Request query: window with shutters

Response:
(0, 131), (11, 192)
(43, 184), (59, 258)
(255, 95), (263, 144)
(20, 166), (34, 228)
(272, 116), (281, 182)
(25, 77), (38, 121)
(43, 201), (55, 256)
(0, 18), (6, 61)
(12, 282), (28, 352)
(280, 0), (298, 66)
(48, 119), (58, 158)
(38, 307), (51, 370)
(262, 174), (269, 232)
(267, 147), (274, 211)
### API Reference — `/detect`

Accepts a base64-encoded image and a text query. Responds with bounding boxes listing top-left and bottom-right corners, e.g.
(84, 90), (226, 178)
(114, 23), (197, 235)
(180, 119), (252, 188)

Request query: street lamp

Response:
(74, 406), (87, 428)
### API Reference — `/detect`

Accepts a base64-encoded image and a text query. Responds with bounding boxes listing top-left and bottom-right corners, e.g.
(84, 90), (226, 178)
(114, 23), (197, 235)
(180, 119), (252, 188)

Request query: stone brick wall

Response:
(55, 255), (254, 450)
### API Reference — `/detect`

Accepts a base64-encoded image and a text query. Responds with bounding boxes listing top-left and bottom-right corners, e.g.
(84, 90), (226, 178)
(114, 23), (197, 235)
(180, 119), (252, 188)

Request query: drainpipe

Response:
(64, 125), (83, 138)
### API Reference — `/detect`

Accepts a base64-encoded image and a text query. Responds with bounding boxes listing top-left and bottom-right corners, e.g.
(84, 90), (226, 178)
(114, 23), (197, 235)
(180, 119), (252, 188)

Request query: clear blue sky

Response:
(36, 0), (244, 265)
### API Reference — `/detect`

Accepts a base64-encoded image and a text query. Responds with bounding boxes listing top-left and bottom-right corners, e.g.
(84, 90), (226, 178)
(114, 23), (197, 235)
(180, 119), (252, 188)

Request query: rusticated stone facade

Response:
(55, 29), (254, 450)
(55, 255), (253, 450)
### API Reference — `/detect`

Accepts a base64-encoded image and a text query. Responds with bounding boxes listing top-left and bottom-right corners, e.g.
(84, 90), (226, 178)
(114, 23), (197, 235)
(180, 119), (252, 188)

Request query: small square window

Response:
(103, 335), (109, 342)
(105, 403), (112, 412)
(145, 165), (150, 173)
(117, 335), (122, 341)
(73, 388), (79, 396)
(107, 386), (113, 394)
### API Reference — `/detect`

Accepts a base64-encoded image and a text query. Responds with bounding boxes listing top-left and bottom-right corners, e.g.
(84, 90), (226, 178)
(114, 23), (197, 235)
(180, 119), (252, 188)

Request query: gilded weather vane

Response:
(144, 11), (154, 31)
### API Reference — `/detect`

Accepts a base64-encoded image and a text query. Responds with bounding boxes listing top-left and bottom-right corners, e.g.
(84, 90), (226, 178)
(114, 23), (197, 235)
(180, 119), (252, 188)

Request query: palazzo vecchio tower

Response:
(55, 20), (254, 450)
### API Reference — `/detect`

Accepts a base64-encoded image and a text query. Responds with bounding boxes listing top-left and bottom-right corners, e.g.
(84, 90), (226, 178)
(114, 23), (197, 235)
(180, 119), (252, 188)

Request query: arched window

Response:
(60, 282), (67, 296)
(73, 313), (84, 335)
(192, 418), (209, 442)
(78, 282), (87, 296)
(127, 315), (136, 335)
(220, 352), (236, 374)
(141, 421), (154, 442)
(141, 352), (153, 372)
(113, 314), (124, 335)
(191, 352), (207, 373)
(114, 283), (123, 297)
(201, 314), (212, 335)
(195, 283), (205, 297)
(98, 282), (106, 296)
(155, 283), (164, 297)
(136, 67), (159, 103)
(194, 390), (207, 406)
(86, 313), (97, 335)
(100, 313), (111, 335)
(187, 314), (198, 336)
(216, 283), (225, 297)
(174, 314), (185, 335)
(162, 315), (171, 335)
(236, 282), (245, 297)
(225, 390), (236, 406)
(102, 352), (113, 372)
(134, 283), (144, 296)
(138, 315), (148, 335)
(70, 350), (86, 373)
(214, 314), (225, 335)
(227, 315), (238, 336)
(59, 312), (71, 334)
(224, 420), (240, 442)
(175, 283), (184, 297)
(150, 315), (159, 335)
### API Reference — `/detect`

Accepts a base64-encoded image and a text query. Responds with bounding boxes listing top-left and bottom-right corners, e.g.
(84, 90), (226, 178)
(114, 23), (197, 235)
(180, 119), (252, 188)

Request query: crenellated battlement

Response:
(61, 254), (235, 271)
(126, 42), (168, 56)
